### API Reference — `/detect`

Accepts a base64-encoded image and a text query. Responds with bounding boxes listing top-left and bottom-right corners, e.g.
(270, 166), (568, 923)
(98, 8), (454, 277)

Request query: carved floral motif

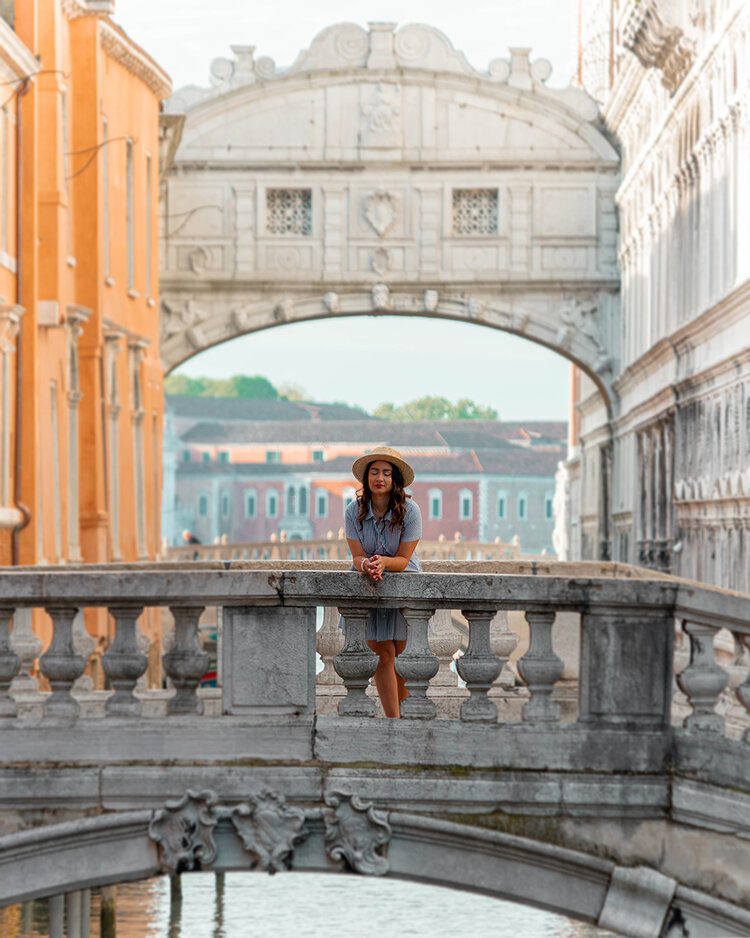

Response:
(149, 790), (219, 874)
(231, 789), (307, 873)
(161, 300), (208, 349)
(323, 792), (391, 875)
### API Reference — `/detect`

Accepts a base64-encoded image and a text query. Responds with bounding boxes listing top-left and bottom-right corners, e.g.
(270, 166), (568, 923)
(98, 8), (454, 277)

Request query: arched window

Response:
(497, 491), (507, 520)
(266, 489), (279, 519)
(198, 494), (208, 517)
(459, 489), (473, 521)
(299, 487), (308, 516)
(287, 486), (296, 516)
(244, 489), (257, 518)
(428, 488), (442, 520)
(315, 490), (328, 518)
(343, 487), (355, 511)
(517, 493), (528, 521)
(221, 492), (230, 517)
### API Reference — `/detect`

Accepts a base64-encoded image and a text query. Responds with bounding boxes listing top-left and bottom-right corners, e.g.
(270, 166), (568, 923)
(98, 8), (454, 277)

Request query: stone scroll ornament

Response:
(230, 789), (308, 873)
(323, 792), (392, 875)
(149, 789), (219, 874)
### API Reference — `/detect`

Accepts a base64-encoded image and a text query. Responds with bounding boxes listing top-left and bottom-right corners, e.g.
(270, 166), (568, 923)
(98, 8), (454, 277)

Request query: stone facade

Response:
(166, 399), (565, 552)
(160, 23), (620, 398)
(569, 0), (750, 591)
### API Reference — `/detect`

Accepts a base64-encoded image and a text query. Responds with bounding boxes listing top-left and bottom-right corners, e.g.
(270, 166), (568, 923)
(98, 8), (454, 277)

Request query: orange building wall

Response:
(0, 3), (170, 676)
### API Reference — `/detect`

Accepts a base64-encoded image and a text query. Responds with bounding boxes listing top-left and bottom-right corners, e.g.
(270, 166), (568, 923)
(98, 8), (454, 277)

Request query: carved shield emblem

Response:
(364, 190), (397, 238)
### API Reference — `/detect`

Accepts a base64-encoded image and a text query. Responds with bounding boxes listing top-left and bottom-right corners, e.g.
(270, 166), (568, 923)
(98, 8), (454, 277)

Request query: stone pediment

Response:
(167, 22), (605, 160)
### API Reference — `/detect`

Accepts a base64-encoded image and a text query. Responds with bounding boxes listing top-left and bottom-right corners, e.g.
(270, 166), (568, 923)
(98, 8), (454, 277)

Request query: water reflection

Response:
(3, 873), (618, 937)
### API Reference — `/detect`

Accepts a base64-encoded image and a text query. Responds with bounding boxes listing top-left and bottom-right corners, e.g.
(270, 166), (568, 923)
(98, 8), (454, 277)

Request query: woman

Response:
(343, 446), (422, 718)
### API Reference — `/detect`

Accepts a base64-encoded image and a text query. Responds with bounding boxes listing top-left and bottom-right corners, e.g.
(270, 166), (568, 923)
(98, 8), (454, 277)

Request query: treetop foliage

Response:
(164, 374), (280, 400)
(373, 396), (498, 421)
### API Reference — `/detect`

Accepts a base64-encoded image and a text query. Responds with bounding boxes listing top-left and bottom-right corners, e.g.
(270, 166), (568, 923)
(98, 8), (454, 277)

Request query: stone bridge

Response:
(0, 561), (750, 937)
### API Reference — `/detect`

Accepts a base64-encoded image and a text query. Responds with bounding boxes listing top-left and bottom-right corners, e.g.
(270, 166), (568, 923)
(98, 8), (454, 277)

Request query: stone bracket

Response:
(598, 865), (677, 938)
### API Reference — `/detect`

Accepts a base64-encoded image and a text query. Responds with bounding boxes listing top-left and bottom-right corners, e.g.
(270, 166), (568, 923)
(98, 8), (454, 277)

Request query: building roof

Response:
(177, 448), (561, 479)
(179, 417), (567, 449)
(167, 395), (371, 422)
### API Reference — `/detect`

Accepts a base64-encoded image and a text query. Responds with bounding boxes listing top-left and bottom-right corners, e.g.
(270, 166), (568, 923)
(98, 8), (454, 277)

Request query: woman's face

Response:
(368, 460), (394, 495)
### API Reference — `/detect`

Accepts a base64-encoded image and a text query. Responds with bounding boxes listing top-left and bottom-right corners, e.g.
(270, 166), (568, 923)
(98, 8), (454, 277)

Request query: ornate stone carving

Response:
(361, 83), (401, 144)
(161, 300), (208, 349)
(364, 190), (397, 238)
(99, 21), (171, 99)
(423, 290), (439, 313)
(149, 790), (218, 874)
(230, 789), (307, 873)
(622, 0), (696, 93)
(273, 299), (293, 323)
(188, 246), (211, 276)
(322, 292), (340, 313)
(556, 298), (611, 373)
(466, 298), (485, 319)
(371, 247), (390, 276)
(323, 792), (391, 875)
(371, 284), (391, 312)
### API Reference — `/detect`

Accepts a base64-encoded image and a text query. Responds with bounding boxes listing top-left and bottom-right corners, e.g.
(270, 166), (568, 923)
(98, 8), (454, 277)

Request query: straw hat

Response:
(351, 446), (415, 487)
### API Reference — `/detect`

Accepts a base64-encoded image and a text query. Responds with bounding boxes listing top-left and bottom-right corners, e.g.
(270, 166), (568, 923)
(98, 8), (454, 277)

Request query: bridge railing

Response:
(166, 536), (523, 563)
(0, 561), (748, 739)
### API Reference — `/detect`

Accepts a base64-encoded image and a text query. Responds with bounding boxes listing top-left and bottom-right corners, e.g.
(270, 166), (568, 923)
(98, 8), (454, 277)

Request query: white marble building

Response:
(572, 0), (750, 591)
(159, 23), (620, 405)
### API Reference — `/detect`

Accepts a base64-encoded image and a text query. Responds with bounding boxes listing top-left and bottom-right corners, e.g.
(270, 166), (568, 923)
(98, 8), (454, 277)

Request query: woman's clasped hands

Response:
(361, 554), (386, 582)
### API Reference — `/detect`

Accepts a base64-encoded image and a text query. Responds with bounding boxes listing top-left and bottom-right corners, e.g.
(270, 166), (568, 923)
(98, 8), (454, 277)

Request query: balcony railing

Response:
(0, 560), (747, 741)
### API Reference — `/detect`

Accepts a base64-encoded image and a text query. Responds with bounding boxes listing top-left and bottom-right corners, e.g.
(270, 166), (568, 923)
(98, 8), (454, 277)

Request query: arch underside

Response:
(0, 809), (747, 937)
(160, 287), (619, 411)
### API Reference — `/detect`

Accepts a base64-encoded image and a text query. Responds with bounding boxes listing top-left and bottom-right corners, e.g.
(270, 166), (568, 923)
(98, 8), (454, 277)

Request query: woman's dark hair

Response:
(357, 461), (410, 528)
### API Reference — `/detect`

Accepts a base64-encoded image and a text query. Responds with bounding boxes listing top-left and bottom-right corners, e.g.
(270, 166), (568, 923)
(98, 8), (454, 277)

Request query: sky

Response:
(116, 0), (576, 420)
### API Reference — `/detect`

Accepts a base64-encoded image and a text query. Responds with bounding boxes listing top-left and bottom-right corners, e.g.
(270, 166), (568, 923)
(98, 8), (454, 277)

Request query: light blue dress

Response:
(340, 498), (423, 642)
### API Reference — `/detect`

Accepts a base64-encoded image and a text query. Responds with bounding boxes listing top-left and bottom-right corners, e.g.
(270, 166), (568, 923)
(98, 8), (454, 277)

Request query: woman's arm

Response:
(346, 537), (370, 573)
(369, 539), (419, 576)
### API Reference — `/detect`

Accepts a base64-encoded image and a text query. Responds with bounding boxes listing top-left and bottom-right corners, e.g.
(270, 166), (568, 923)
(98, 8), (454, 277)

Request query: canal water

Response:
(1, 873), (619, 937)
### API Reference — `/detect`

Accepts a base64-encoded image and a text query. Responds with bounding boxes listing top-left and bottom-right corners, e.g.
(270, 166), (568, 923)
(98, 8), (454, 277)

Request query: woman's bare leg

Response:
(368, 640), (402, 717)
(394, 640), (408, 703)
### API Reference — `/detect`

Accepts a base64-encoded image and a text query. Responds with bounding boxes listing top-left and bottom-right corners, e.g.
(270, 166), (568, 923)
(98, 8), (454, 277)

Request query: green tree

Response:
(164, 373), (280, 399)
(373, 395), (498, 421)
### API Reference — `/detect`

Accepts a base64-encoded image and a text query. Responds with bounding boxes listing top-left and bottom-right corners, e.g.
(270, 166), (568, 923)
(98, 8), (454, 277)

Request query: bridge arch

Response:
(160, 22), (621, 411)
(1, 808), (747, 936)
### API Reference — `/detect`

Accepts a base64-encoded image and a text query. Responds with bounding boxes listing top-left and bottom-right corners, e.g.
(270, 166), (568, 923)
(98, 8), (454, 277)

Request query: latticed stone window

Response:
(266, 189), (312, 235)
(452, 189), (499, 235)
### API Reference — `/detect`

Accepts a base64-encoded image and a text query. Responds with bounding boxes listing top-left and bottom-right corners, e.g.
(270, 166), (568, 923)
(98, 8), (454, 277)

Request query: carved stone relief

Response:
(364, 190), (397, 238)
(360, 84), (401, 146)
(149, 789), (219, 874)
(323, 792), (392, 875)
(161, 300), (208, 349)
(230, 789), (307, 873)
(371, 284), (391, 311)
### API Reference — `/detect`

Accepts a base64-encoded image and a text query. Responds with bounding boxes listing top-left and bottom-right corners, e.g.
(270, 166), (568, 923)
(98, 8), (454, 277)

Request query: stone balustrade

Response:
(166, 536), (522, 563)
(0, 560), (747, 739)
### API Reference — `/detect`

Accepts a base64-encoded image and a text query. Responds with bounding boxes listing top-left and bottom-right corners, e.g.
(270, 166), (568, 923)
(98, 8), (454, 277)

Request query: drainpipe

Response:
(10, 78), (31, 565)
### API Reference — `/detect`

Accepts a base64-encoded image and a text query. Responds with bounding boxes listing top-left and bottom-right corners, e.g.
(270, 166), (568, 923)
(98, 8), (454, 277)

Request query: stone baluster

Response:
(102, 606), (148, 716)
(732, 632), (750, 743)
(72, 611), (96, 693)
(334, 607), (378, 717)
(517, 610), (563, 723)
(427, 609), (462, 687)
(40, 606), (86, 719)
(457, 608), (502, 723)
(163, 607), (209, 715)
(10, 607), (41, 694)
(316, 607), (345, 685)
(397, 607), (438, 719)
(490, 610), (519, 688)
(0, 606), (20, 717)
(676, 619), (729, 734)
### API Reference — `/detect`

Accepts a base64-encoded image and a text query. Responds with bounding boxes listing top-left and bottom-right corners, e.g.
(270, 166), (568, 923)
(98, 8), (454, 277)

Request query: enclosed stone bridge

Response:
(1, 561), (750, 937)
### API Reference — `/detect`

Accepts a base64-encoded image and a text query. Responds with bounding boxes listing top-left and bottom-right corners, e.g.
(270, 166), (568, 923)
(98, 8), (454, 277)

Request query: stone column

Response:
(163, 607), (208, 715)
(334, 607), (378, 717)
(103, 605), (148, 716)
(0, 605), (19, 717)
(457, 608), (502, 723)
(397, 607), (438, 719)
(40, 606), (86, 719)
(677, 619), (729, 734)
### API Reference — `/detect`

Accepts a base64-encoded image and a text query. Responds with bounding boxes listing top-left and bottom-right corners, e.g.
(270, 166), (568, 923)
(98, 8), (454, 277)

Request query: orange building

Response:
(0, 2), (171, 674)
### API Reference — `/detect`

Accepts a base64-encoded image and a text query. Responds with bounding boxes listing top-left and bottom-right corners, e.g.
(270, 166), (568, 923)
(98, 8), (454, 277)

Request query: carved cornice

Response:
(0, 304), (24, 350)
(622, 0), (696, 94)
(99, 20), (172, 100)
